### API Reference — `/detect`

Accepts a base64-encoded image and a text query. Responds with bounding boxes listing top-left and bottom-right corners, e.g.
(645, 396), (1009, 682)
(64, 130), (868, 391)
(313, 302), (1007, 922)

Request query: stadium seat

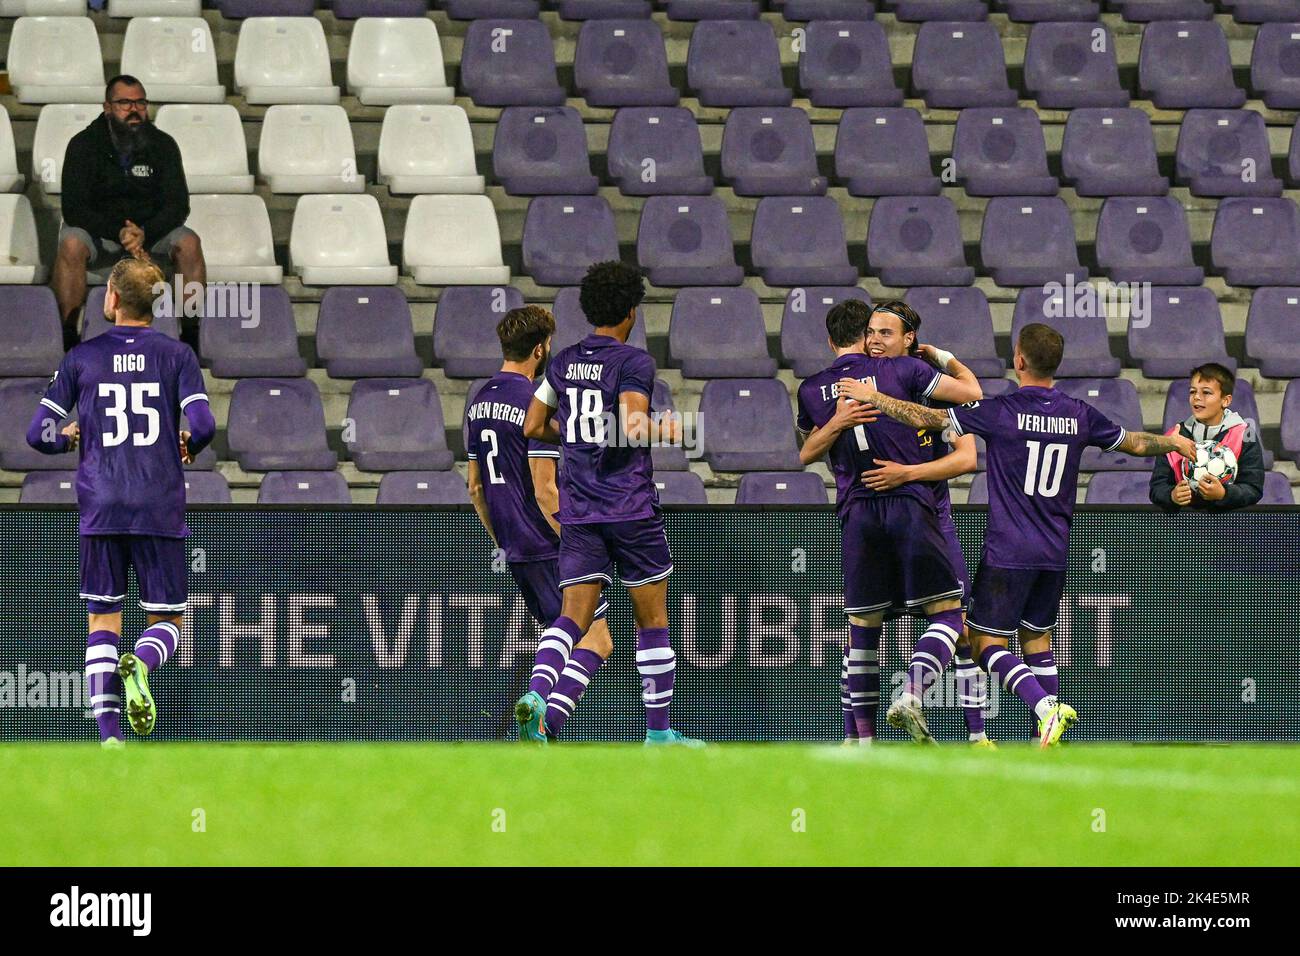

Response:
(559, 1), (652, 17)
(404, 195), (511, 286)
(6, 15), (104, 103)
(979, 376), (1017, 398)
(574, 18), (677, 107)
(699, 378), (802, 472)
(0, 195), (46, 284)
(835, 108), (941, 197)
(1210, 198), (1300, 286)
(687, 20), (793, 107)
(1174, 110), (1283, 198)
(665, 0), (759, 19)
(653, 471), (707, 505)
(258, 105), (364, 194)
(1138, 21), (1245, 109)
(1054, 378), (1149, 470)
(896, 0), (988, 19)
(461, 19), (566, 107)
(735, 472), (830, 505)
(227, 378), (338, 472)
(1281, 377), (1300, 464)
(979, 197), (1087, 287)
(550, 286), (649, 353)
(1163, 376), (1273, 468)
(1250, 22), (1300, 109)
(198, 285), (307, 379)
(965, 471), (988, 503)
(1011, 287), (1121, 378)
(903, 287), (1005, 378)
(442, 0), (540, 17)
(494, 107), (599, 195)
(375, 471), (469, 504)
(911, 20), (1017, 109)
(1261, 471), (1294, 504)
(346, 16), (454, 106)
(1060, 108), (1169, 197)
(522, 196), (619, 286)
(183, 471), (233, 504)
(1023, 21), (1128, 109)
(19, 471), (78, 504)
(218, 1), (315, 16)
(781, 286), (872, 378)
(31, 103), (100, 193)
(668, 287), (779, 379)
(1095, 197), (1205, 285)
(433, 285), (525, 378)
(781, 0), (877, 19)
(1085, 471), (1153, 504)
(185, 194), (283, 285)
(82, 286), (180, 341)
(606, 108), (713, 196)
(0, 378), (75, 471)
(1004, 0), (1100, 21)
(334, 0), (429, 15)
(0, 112), (21, 193)
(797, 20), (904, 109)
(721, 108), (827, 197)
(1117, 0), (1213, 21)
(120, 16), (223, 103)
(291, 194), (398, 286)
(154, 105), (254, 193)
(1245, 287), (1300, 377)
(345, 379), (455, 472)
(951, 108), (1058, 196)
(1130, 287), (1233, 379)
(650, 378), (688, 472)
(377, 105), (485, 195)
(751, 197), (857, 287)
(233, 16), (340, 105)
(258, 471), (352, 505)
(1233, 1), (1300, 24)
(637, 196), (745, 286)
(0, 0), (86, 12)
(316, 286), (423, 379)
(0, 287), (62, 376)
(866, 196), (973, 287)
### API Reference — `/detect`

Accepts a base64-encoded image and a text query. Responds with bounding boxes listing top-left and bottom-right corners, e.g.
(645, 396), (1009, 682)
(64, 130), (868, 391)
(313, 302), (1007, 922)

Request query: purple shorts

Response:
(841, 495), (963, 617)
(967, 563), (1066, 638)
(509, 558), (607, 625)
(936, 510), (970, 608)
(80, 534), (188, 615)
(558, 515), (673, 590)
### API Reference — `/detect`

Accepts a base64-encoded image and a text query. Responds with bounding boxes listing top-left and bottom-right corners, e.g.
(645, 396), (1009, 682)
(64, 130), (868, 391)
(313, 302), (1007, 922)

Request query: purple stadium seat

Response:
(258, 471), (352, 504)
(1117, 0), (1213, 20)
(226, 378), (338, 471)
(1262, 471), (1294, 503)
(782, 1), (877, 20)
(1054, 378), (1150, 470)
(461, 20), (565, 107)
(376, 470), (470, 504)
(966, 471), (988, 504)
(866, 196), (974, 286)
(653, 471), (707, 504)
(443, 1), (541, 18)
(434, 286), (525, 378)
(687, 20), (793, 107)
(668, 288), (778, 379)
(1085, 471), (1153, 504)
(19, 471), (78, 504)
(1061, 109), (1170, 197)
(1163, 376), (1272, 468)
(316, 287), (422, 379)
(637, 196), (745, 286)
(895, 1), (988, 20)
(1211, 198), (1300, 286)
(218, 1), (315, 16)
(735, 471), (829, 505)
(980, 197), (1087, 287)
(1130, 287), (1233, 379)
(1004, 0), (1101, 20)
(952, 108), (1058, 197)
(903, 287), (1005, 378)
(493, 107), (598, 196)
(651, 378), (689, 472)
(1246, 287), (1300, 377)
(574, 19), (676, 107)
(550, 286), (649, 354)
(665, 1), (760, 19)
(1023, 21), (1128, 109)
(1011, 287), (1120, 378)
(334, 1), (429, 15)
(798, 20), (903, 109)
(912, 21), (1017, 109)
(699, 378), (802, 472)
(345, 379), (455, 472)
(181, 471), (231, 504)
(559, 1), (653, 18)
(606, 108), (713, 196)
(1282, 378), (1300, 464)
(1251, 23), (1300, 109)
(82, 287), (181, 343)
(835, 108), (941, 196)
(1235, 2), (1300, 24)
(522, 197), (620, 286)
(0, 378), (76, 471)
(979, 376), (1017, 397)
(721, 108), (827, 197)
(199, 286), (307, 379)
(1175, 110), (1283, 198)
(1095, 197), (1205, 285)
(1291, 118), (1300, 187)
(0, 287), (61, 376)
(781, 286), (872, 377)
(1138, 21), (1246, 109)
(751, 197), (858, 287)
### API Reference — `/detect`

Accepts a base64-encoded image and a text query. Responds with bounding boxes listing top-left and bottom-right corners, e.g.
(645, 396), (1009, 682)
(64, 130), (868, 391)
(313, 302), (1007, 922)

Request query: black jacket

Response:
(1149, 420), (1265, 511)
(61, 114), (189, 247)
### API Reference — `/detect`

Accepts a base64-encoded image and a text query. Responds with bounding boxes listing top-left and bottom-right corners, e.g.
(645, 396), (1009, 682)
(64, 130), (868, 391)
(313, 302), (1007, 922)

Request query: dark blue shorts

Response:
(558, 516), (673, 590)
(966, 563), (1066, 638)
(936, 511), (970, 609)
(80, 534), (187, 615)
(841, 495), (963, 617)
(509, 558), (607, 625)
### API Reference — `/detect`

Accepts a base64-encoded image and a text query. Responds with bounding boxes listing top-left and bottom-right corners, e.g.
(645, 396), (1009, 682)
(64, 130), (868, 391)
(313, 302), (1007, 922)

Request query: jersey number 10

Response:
(99, 382), (161, 448)
(1023, 440), (1067, 498)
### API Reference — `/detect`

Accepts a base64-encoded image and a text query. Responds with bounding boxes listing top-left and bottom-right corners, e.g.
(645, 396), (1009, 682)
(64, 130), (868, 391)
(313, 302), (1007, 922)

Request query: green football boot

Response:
(514, 690), (548, 744)
(118, 652), (156, 737)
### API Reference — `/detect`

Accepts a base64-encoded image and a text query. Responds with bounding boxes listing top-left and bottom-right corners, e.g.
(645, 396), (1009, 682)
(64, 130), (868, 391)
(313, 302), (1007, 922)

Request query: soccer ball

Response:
(1180, 440), (1238, 490)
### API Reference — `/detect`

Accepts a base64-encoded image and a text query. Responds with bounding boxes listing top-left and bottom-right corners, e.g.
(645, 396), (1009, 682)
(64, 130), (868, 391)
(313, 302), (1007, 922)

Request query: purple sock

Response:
(85, 630), (122, 742)
(840, 646), (856, 739)
(847, 624), (880, 739)
(954, 648), (987, 739)
(1026, 649), (1058, 698)
(980, 644), (1052, 719)
(529, 615), (583, 697)
(134, 621), (179, 673)
(905, 609), (962, 699)
(543, 648), (606, 737)
(635, 627), (675, 732)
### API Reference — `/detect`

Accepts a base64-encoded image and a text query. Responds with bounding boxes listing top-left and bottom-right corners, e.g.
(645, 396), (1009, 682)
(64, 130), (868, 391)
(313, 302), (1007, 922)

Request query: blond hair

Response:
(107, 257), (166, 321)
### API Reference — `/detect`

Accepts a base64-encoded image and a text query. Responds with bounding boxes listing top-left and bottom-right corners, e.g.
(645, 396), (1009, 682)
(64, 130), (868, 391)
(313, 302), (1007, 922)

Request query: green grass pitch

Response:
(2, 743), (1297, 866)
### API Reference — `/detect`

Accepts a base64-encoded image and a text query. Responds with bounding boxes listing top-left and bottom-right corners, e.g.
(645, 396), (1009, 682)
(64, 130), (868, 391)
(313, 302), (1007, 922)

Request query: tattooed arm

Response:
(836, 379), (951, 431)
(1118, 429), (1196, 460)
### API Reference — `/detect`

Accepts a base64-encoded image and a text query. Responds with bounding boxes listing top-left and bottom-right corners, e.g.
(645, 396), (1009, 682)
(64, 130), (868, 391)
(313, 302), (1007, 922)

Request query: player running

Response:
(524, 261), (701, 747)
(25, 258), (215, 748)
(464, 305), (613, 744)
(842, 323), (1195, 747)
(796, 299), (982, 746)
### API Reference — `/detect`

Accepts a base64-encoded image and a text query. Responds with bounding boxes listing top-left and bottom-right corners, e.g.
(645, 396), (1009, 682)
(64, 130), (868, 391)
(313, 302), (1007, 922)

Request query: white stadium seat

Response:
(6, 16), (104, 103)
(154, 104), (254, 194)
(378, 105), (484, 195)
(346, 17), (454, 107)
(258, 105), (364, 194)
(108, 1), (201, 15)
(0, 195), (47, 284)
(31, 103), (98, 194)
(403, 194), (510, 286)
(290, 194), (398, 286)
(120, 16), (224, 103)
(0, 2), (86, 15)
(234, 17), (339, 106)
(0, 112), (24, 192)
(186, 194), (284, 285)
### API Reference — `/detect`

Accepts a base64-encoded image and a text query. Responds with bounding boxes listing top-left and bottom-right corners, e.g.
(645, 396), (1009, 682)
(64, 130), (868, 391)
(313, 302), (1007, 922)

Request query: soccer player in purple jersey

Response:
(25, 258), (215, 748)
(796, 299), (982, 746)
(524, 261), (702, 747)
(845, 323), (1195, 747)
(464, 306), (614, 744)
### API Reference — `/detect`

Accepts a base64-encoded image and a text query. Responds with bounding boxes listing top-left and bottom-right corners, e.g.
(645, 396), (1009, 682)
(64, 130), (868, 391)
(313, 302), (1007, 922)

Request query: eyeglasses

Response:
(110, 98), (149, 110)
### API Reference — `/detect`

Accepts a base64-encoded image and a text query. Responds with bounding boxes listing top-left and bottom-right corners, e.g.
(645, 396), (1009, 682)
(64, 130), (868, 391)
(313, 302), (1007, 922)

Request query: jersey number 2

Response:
(99, 382), (160, 448)
(480, 428), (505, 485)
(1023, 440), (1067, 497)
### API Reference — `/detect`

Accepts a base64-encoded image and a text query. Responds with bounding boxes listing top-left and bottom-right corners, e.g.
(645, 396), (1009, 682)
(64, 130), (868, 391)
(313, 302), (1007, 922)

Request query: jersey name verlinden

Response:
(467, 401), (526, 426)
(564, 362), (605, 382)
(1016, 413), (1079, 435)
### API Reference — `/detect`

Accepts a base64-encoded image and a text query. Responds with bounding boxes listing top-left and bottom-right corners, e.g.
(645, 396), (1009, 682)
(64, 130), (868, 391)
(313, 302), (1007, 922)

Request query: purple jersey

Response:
(947, 385), (1126, 570)
(535, 334), (659, 525)
(465, 370), (561, 563)
(40, 326), (207, 537)
(796, 353), (942, 515)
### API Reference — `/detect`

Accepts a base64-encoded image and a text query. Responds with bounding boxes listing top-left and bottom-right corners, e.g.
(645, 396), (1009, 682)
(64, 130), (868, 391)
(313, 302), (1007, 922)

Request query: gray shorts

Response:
(59, 222), (197, 269)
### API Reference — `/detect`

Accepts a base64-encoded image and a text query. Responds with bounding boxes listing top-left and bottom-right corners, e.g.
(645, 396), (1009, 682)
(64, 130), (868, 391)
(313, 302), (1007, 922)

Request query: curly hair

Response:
(578, 260), (645, 328)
